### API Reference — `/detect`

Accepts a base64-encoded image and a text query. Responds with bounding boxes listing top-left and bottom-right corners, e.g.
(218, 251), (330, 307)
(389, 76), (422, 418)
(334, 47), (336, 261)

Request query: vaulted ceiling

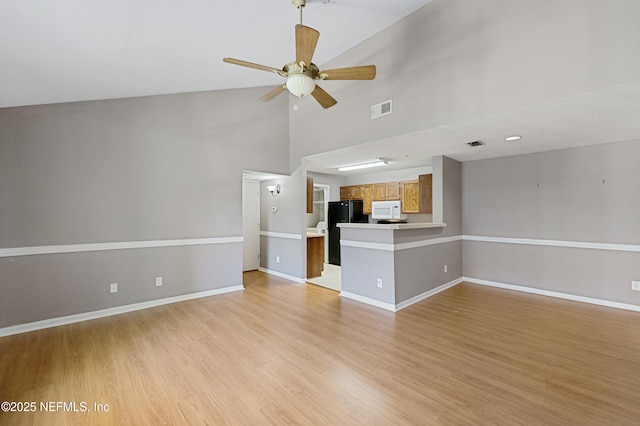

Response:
(3, 1), (639, 175)
(0, 0), (431, 108)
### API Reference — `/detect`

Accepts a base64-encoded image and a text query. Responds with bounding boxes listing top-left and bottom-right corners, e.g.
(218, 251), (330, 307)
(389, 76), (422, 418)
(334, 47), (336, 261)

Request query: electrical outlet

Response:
(155, 276), (163, 287)
(376, 278), (383, 288)
(632, 281), (640, 291)
(276, 256), (280, 263)
(444, 265), (448, 273)
(110, 283), (118, 294)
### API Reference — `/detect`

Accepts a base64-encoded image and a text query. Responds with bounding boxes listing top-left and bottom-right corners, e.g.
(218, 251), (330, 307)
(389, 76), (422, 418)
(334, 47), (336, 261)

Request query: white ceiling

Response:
(3, 0), (639, 176)
(0, 0), (431, 108)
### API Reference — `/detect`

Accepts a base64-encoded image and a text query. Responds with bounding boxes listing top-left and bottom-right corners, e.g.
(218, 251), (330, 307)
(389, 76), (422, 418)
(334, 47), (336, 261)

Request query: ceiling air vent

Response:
(467, 140), (485, 147)
(371, 99), (392, 119)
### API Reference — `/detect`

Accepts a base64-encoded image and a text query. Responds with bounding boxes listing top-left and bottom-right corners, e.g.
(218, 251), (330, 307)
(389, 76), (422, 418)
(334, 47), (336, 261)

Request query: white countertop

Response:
(306, 232), (325, 237)
(338, 222), (447, 230)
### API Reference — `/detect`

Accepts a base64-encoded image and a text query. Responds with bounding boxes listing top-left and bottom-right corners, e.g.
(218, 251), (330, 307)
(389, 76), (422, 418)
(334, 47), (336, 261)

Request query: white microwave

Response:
(371, 200), (404, 220)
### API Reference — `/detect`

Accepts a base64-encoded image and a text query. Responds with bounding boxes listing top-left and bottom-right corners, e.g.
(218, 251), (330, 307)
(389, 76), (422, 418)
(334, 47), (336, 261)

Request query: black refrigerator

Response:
(328, 200), (369, 266)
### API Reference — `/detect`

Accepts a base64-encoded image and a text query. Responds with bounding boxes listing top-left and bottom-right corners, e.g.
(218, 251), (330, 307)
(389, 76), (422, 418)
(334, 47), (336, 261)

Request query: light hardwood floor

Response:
(1, 271), (639, 425)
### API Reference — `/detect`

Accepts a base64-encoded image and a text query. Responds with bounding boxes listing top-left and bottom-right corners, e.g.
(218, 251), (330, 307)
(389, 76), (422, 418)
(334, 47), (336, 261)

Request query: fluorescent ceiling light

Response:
(337, 159), (388, 172)
(505, 135), (522, 141)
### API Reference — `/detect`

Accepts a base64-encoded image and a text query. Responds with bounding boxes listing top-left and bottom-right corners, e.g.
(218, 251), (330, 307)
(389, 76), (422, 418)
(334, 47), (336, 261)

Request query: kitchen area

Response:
(303, 156), (461, 313)
(305, 168), (435, 292)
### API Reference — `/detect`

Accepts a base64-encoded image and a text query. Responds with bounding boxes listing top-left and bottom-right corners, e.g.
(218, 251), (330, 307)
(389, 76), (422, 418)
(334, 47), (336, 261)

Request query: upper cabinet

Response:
(372, 182), (400, 201)
(401, 180), (420, 213)
(363, 184), (373, 214)
(401, 175), (432, 214)
(418, 174), (433, 214)
(341, 174), (432, 215)
(340, 185), (365, 200)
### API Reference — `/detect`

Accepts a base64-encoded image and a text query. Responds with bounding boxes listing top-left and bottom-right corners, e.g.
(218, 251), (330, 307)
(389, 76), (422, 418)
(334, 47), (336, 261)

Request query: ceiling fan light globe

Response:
(286, 73), (315, 97)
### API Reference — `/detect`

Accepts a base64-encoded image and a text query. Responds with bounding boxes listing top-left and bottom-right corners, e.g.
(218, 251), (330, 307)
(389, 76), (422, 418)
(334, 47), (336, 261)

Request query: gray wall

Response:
(394, 156), (462, 303)
(259, 167), (305, 279)
(340, 228), (397, 305)
(462, 140), (640, 305)
(0, 87), (289, 328)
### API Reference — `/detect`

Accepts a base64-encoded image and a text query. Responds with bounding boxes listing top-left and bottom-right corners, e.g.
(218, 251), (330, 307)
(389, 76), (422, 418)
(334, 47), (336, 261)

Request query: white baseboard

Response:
(395, 277), (464, 311)
(341, 278), (464, 312)
(258, 267), (306, 284)
(339, 291), (397, 312)
(0, 285), (245, 337)
(464, 277), (640, 313)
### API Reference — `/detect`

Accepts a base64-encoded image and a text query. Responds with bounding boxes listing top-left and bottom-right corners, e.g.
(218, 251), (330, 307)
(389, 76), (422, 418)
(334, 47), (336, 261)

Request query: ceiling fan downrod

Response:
(291, 0), (306, 25)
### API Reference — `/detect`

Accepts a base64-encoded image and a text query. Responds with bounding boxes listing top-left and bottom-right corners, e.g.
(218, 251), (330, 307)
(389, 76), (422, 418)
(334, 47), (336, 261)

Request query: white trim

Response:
(463, 235), (640, 253)
(259, 231), (303, 240)
(340, 235), (462, 252)
(395, 277), (463, 311)
(0, 236), (244, 258)
(464, 277), (640, 313)
(339, 291), (397, 312)
(0, 285), (245, 337)
(395, 235), (462, 251)
(258, 267), (306, 284)
(340, 240), (394, 251)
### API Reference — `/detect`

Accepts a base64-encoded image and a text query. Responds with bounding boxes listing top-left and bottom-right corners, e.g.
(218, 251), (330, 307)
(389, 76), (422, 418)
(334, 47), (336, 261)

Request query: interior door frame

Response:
(242, 180), (260, 271)
(313, 183), (330, 263)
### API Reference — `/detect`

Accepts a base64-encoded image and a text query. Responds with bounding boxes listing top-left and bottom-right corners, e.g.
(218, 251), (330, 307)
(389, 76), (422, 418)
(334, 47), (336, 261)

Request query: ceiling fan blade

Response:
(311, 85), (337, 109)
(319, 65), (376, 80)
(296, 24), (320, 67)
(259, 85), (287, 102)
(223, 58), (285, 76)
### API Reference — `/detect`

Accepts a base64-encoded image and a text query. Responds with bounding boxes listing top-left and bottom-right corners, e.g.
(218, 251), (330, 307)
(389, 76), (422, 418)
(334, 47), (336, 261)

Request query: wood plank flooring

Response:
(1, 271), (640, 425)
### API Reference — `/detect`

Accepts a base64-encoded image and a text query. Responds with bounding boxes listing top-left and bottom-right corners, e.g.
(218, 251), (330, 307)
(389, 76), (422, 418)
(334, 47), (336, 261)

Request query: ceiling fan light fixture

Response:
(286, 73), (316, 98)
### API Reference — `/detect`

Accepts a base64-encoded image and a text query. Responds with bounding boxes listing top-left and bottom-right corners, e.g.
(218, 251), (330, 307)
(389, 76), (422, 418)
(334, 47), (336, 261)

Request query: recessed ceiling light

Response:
(505, 135), (522, 141)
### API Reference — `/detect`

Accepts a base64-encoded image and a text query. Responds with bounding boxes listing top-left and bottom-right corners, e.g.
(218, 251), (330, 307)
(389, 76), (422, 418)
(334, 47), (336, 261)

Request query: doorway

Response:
(306, 183), (341, 291)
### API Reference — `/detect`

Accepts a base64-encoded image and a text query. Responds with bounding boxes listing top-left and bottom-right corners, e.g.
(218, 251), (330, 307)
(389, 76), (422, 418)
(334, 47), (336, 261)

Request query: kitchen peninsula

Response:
(334, 156), (463, 313)
(337, 221), (462, 312)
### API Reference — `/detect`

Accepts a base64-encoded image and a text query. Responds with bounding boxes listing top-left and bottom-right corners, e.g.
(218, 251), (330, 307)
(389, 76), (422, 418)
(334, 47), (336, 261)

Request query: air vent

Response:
(467, 140), (485, 147)
(371, 99), (392, 119)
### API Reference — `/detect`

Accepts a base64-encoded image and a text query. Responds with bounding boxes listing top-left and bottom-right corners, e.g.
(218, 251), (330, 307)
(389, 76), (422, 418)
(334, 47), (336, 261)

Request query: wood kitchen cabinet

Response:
(401, 175), (433, 214)
(341, 177), (431, 215)
(419, 174), (433, 214)
(371, 182), (400, 201)
(363, 184), (373, 214)
(385, 182), (401, 200)
(340, 185), (364, 200)
(372, 183), (386, 201)
(401, 180), (420, 213)
(306, 234), (324, 278)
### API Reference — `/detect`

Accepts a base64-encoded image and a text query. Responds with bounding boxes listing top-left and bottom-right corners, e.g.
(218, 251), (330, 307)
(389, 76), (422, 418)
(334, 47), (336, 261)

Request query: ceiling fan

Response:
(223, 0), (376, 109)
